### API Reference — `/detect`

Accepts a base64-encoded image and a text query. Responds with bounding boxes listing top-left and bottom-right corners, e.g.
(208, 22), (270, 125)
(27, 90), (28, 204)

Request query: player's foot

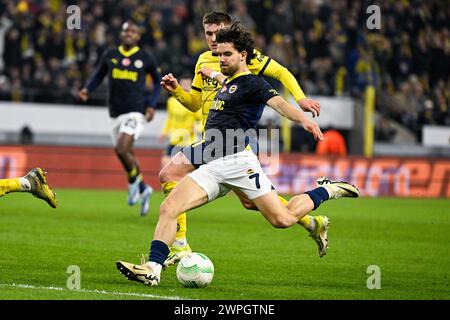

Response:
(116, 261), (160, 286)
(309, 215), (329, 257)
(128, 176), (142, 206)
(24, 168), (57, 208)
(316, 176), (360, 199)
(164, 242), (192, 267)
(139, 185), (153, 216)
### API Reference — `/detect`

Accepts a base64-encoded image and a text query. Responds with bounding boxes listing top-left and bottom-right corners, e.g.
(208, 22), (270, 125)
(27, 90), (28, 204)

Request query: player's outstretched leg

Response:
(305, 177), (359, 257)
(24, 168), (58, 208)
(116, 176), (208, 286)
(159, 152), (196, 267)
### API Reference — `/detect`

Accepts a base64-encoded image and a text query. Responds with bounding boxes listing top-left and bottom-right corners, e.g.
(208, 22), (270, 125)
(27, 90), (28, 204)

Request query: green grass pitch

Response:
(0, 189), (449, 300)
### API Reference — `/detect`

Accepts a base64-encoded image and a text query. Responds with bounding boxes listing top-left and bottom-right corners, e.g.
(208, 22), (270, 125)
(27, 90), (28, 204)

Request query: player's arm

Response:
(144, 52), (161, 121)
(250, 51), (320, 117)
(266, 95), (324, 141)
(79, 50), (109, 102)
(160, 100), (172, 141)
(160, 73), (202, 112)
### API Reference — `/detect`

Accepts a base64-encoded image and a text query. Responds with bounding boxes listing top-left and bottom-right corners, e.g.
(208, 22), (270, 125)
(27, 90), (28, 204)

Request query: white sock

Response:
(145, 261), (162, 276)
(173, 238), (187, 247)
(20, 178), (31, 191)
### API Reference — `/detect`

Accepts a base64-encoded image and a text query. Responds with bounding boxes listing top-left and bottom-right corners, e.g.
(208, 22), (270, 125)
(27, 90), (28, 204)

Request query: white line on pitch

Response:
(0, 283), (192, 300)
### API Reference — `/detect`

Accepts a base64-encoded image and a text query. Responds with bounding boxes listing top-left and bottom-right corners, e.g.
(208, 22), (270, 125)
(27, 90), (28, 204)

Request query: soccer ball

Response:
(176, 252), (214, 288)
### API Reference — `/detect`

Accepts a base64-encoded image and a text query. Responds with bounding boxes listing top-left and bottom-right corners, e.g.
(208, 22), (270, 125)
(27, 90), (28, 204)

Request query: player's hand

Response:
(299, 98), (320, 117)
(78, 88), (89, 102)
(302, 118), (324, 141)
(197, 67), (215, 79)
(160, 73), (179, 93)
(145, 107), (155, 122)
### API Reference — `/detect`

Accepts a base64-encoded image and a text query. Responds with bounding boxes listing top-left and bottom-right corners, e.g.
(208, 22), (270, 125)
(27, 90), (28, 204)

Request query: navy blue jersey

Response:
(86, 46), (161, 118)
(204, 72), (279, 157)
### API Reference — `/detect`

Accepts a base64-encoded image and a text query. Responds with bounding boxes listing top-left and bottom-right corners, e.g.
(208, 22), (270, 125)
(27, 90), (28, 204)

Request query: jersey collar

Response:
(118, 45), (140, 57)
(225, 71), (251, 84)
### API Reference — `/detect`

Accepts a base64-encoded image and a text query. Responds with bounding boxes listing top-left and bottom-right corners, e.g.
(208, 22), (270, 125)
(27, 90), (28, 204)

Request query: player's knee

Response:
(241, 199), (257, 211)
(114, 144), (129, 158)
(159, 162), (177, 184)
(159, 198), (178, 220)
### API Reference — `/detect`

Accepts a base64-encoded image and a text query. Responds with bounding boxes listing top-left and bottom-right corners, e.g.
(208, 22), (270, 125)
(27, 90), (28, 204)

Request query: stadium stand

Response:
(0, 0), (448, 148)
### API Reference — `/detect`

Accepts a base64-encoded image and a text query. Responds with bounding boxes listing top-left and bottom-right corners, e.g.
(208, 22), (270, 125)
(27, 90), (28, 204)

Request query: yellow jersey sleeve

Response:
(260, 58), (307, 101)
(171, 59), (202, 112)
(248, 49), (271, 75)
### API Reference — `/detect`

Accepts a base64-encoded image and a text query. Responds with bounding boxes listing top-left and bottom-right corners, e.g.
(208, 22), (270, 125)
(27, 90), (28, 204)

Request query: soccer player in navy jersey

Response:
(79, 20), (161, 216)
(116, 23), (359, 286)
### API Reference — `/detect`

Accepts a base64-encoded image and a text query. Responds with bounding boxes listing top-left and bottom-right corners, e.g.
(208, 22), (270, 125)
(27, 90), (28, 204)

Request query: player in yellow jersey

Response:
(159, 12), (328, 265)
(160, 77), (202, 168)
(0, 168), (57, 208)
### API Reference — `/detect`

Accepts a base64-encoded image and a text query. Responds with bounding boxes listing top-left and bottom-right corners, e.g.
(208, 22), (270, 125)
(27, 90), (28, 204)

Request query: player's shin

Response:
(162, 181), (188, 242)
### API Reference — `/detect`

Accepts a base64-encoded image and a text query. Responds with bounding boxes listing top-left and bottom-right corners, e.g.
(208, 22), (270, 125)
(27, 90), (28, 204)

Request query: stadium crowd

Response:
(0, 0), (448, 143)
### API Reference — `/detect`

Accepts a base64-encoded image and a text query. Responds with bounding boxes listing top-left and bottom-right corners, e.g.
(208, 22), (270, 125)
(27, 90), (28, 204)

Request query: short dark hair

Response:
(216, 22), (256, 64)
(202, 11), (232, 26)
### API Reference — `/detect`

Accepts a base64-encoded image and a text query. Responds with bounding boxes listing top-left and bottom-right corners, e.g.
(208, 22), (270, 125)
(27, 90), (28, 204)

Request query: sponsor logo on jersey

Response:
(134, 59), (143, 68)
(210, 99), (225, 111)
(247, 169), (254, 175)
(269, 88), (279, 95)
(229, 85), (237, 93)
(112, 68), (138, 82)
(122, 58), (131, 66)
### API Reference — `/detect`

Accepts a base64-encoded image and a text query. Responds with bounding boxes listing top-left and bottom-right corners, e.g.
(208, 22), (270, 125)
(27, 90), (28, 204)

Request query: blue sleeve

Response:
(144, 52), (161, 108)
(86, 50), (109, 92)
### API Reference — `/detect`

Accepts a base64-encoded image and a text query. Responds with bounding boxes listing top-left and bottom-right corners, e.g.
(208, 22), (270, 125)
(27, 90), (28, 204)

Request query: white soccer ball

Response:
(176, 252), (214, 288)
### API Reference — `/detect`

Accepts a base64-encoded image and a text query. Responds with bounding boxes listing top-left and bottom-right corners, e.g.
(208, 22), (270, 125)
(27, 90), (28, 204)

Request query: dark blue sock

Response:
(149, 240), (169, 266)
(304, 187), (330, 210)
(139, 180), (147, 193)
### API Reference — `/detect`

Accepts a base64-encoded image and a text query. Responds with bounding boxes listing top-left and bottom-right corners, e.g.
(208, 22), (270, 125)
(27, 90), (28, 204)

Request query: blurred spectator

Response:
(315, 128), (347, 156)
(375, 116), (397, 142)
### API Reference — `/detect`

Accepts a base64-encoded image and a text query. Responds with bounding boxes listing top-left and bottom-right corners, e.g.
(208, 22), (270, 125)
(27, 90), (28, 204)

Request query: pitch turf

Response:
(0, 189), (449, 300)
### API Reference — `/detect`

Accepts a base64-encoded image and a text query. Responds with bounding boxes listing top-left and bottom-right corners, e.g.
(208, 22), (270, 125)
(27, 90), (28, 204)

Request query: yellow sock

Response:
(278, 195), (313, 231)
(128, 167), (142, 183)
(162, 181), (187, 241)
(0, 178), (23, 196)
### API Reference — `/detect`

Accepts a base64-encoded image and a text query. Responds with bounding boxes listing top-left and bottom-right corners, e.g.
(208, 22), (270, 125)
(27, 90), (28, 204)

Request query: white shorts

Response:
(110, 112), (146, 145)
(188, 149), (274, 201)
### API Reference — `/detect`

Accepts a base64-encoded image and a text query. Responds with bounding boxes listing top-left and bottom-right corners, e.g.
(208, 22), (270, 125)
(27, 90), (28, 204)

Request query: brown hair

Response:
(202, 11), (232, 26)
(216, 22), (256, 64)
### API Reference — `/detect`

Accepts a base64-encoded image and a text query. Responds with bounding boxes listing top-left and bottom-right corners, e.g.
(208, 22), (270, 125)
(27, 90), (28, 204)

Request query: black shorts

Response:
(165, 144), (176, 156)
